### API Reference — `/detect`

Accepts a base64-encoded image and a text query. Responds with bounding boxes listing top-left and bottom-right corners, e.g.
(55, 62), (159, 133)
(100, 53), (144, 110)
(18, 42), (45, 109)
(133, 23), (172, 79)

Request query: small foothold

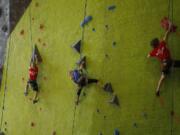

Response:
(105, 54), (109, 58)
(40, 24), (44, 30)
(83, 92), (86, 96)
(97, 109), (100, 113)
(40, 108), (42, 111)
(43, 77), (47, 80)
(105, 25), (109, 29)
(31, 122), (35, 127)
(20, 30), (24, 35)
(4, 128), (7, 131)
(133, 123), (138, 128)
(171, 111), (174, 116)
(92, 28), (96, 32)
(35, 2), (39, 7)
(142, 112), (148, 119)
(22, 77), (25, 81)
(113, 41), (116, 46)
(52, 131), (56, 135)
(43, 43), (46, 47)
(108, 5), (116, 11)
(104, 116), (106, 119)
(38, 38), (41, 43)
(4, 121), (7, 125)
(99, 132), (103, 135)
(32, 17), (35, 21)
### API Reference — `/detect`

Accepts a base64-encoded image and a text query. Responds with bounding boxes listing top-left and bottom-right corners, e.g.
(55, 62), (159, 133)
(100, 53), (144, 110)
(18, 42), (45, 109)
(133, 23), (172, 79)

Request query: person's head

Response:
(150, 38), (159, 48)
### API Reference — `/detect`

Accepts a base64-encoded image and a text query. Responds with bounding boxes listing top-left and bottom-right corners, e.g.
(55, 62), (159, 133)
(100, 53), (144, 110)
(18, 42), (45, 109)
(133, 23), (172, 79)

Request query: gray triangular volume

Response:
(114, 129), (120, 135)
(103, 83), (113, 93)
(34, 45), (43, 63)
(73, 40), (81, 53)
(109, 95), (119, 106)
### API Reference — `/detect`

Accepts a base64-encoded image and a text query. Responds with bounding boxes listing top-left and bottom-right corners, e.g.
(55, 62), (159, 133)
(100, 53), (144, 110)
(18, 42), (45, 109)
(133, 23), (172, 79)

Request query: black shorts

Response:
(28, 80), (39, 92)
(162, 59), (173, 75)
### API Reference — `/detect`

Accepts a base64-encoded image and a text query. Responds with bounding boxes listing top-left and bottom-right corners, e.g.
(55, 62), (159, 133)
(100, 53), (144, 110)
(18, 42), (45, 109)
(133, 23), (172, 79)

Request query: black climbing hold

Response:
(72, 40), (81, 53)
(92, 28), (96, 32)
(81, 16), (93, 27)
(103, 83), (113, 93)
(2, 25), (8, 33)
(114, 129), (120, 135)
(32, 45), (43, 63)
(99, 132), (103, 135)
(77, 56), (86, 68)
(109, 95), (119, 106)
(108, 5), (116, 11)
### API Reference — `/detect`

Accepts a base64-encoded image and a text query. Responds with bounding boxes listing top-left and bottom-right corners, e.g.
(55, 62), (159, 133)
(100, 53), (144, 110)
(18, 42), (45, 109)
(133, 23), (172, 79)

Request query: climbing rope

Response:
(71, 0), (88, 135)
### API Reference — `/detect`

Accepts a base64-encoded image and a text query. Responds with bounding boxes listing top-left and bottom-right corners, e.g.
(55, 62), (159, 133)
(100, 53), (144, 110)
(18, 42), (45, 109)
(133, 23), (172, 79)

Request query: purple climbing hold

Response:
(108, 5), (116, 11)
(81, 16), (93, 27)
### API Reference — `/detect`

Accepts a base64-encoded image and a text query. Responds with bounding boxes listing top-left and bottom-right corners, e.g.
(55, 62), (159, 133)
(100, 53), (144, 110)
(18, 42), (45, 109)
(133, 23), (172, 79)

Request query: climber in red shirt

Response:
(24, 56), (39, 104)
(147, 23), (180, 96)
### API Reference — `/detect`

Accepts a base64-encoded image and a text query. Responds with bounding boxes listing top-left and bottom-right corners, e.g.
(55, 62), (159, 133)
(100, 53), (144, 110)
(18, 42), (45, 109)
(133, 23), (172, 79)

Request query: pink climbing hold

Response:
(161, 17), (177, 32)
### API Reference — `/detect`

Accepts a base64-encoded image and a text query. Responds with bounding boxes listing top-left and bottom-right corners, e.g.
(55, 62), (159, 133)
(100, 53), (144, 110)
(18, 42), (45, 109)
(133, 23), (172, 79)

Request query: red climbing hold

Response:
(20, 30), (24, 35)
(161, 17), (177, 32)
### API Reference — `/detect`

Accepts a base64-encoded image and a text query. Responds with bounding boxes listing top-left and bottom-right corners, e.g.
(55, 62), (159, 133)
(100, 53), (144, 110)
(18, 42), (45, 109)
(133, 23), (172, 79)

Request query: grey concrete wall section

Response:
(0, 0), (9, 81)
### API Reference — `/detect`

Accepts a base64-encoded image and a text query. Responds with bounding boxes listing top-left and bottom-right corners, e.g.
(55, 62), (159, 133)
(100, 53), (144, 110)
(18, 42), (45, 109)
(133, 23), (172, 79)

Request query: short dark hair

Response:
(150, 38), (159, 48)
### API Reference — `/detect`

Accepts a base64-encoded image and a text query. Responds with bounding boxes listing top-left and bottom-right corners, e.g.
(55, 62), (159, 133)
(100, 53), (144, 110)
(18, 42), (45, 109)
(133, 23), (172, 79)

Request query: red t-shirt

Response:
(149, 41), (171, 61)
(29, 66), (38, 80)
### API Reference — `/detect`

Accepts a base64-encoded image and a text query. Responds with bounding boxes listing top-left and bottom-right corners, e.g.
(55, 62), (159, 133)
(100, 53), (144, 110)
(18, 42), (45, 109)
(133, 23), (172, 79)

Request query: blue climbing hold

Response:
(81, 16), (93, 27)
(108, 5), (116, 11)
(114, 129), (120, 135)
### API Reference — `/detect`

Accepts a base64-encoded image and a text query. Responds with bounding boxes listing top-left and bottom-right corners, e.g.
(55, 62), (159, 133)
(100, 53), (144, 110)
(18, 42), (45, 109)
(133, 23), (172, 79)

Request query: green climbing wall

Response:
(0, 0), (180, 135)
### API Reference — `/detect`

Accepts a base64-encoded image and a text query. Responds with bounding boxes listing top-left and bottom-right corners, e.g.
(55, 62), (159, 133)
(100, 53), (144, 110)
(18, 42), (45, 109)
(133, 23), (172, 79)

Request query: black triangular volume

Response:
(34, 45), (43, 63)
(73, 40), (81, 53)
(103, 83), (113, 93)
